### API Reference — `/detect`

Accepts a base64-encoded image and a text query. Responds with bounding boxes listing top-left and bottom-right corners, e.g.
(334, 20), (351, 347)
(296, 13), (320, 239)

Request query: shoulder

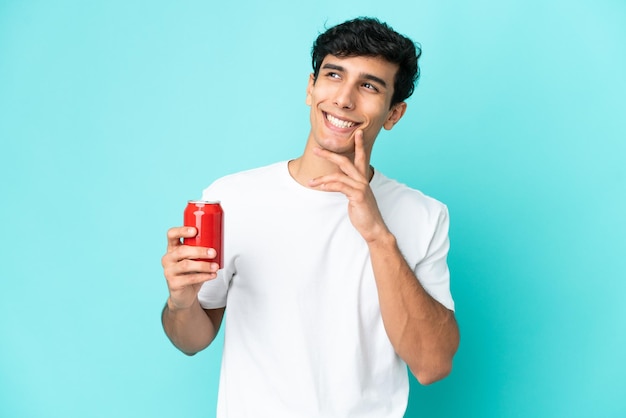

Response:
(202, 161), (287, 196)
(373, 172), (451, 263)
(372, 171), (448, 221)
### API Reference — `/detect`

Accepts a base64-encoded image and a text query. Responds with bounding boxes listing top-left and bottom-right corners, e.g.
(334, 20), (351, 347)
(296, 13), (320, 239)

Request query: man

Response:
(162, 17), (459, 417)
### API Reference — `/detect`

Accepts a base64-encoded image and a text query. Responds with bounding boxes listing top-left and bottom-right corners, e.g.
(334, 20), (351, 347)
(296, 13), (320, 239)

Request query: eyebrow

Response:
(321, 63), (388, 89)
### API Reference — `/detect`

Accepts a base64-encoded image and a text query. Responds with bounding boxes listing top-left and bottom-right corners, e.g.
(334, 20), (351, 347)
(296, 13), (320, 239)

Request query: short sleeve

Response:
(414, 205), (455, 311)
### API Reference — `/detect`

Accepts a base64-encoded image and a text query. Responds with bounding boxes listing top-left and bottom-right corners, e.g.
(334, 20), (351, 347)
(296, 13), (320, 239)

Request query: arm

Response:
(367, 230), (459, 384)
(162, 302), (225, 356)
(309, 131), (459, 384)
(161, 226), (225, 355)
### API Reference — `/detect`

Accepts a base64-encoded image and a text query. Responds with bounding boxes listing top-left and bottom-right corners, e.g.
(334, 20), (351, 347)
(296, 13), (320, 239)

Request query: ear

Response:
(383, 102), (407, 130)
(305, 74), (315, 106)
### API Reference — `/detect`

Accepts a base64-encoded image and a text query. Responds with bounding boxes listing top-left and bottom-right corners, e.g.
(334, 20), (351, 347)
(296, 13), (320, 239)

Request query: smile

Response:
(325, 113), (357, 129)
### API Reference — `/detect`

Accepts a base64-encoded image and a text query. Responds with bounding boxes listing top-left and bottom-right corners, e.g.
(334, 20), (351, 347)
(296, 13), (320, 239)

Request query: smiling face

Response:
(305, 54), (407, 158)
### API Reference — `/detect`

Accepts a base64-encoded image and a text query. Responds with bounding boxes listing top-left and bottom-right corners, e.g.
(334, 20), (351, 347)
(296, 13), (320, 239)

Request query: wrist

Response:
(366, 227), (396, 248)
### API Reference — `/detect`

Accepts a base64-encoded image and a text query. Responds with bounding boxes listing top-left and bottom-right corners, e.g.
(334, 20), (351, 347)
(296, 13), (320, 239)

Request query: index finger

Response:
(353, 129), (368, 178)
(166, 226), (197, 250)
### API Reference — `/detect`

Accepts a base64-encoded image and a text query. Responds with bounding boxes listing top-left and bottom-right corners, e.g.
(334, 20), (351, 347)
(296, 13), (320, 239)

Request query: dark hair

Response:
(311, 17), (421, 107)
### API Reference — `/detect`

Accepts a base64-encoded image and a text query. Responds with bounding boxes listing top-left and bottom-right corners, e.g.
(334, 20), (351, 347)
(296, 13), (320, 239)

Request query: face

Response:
(305, 55), (407, 157)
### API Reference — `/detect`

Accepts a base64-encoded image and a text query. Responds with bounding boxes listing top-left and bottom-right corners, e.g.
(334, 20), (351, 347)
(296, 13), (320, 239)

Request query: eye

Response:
(362, 82), (379, 92)
(325, 71), (341, 79)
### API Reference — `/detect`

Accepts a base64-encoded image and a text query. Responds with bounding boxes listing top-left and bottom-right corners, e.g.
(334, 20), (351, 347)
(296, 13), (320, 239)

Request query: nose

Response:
(333, 84), (354, 109)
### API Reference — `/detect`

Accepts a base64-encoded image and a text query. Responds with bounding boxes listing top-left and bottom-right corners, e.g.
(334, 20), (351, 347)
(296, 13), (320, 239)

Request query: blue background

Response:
(1, 0), (625, 417)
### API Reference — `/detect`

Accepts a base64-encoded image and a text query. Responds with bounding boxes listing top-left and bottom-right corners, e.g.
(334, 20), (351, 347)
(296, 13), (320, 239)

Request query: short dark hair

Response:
(311, 17), (421, 107)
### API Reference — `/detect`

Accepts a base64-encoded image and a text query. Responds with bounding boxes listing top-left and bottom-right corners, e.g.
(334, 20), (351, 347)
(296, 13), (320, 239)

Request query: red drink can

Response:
(183, 200), (224, 268)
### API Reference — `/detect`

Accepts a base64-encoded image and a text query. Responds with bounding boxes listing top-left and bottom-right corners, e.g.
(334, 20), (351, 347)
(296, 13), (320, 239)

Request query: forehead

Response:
(320, 54), (399, 83)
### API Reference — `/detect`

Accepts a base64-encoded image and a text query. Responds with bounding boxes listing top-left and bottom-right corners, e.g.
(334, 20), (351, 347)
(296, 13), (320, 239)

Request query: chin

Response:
(320, 134), (357, 151)
(318, 137), (352, 151)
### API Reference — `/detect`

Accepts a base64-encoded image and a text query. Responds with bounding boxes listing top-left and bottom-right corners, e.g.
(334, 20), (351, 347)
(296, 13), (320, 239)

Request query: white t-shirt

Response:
(198, 161), (454, 417)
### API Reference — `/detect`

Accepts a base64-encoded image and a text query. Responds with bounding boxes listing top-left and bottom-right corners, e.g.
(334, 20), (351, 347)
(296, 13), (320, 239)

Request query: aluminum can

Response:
(183, 200), (224, 267)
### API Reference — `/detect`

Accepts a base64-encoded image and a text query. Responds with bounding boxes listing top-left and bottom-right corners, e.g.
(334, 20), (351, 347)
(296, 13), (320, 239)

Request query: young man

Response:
(162, 17), (459, 417)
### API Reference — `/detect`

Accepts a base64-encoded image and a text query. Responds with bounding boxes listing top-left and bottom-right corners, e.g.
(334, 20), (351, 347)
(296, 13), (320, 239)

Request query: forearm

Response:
(161, 298), (223, 355)
(369, 231), (459, 385)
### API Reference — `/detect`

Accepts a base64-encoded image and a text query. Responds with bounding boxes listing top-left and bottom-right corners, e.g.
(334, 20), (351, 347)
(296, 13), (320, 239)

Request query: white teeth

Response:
(326, 113), (355, 129)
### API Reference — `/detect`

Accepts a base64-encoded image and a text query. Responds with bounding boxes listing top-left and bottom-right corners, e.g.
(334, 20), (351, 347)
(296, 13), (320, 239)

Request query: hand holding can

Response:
(183, 200), (224, 268)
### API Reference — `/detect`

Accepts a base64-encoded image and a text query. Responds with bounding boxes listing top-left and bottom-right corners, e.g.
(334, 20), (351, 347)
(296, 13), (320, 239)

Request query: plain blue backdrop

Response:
(1, 0), (625, 417)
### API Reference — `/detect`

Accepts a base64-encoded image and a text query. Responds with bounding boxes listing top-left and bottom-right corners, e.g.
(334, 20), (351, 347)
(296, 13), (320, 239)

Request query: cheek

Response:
(309, 105), (324, 131)
(363, 107), (388, 129)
